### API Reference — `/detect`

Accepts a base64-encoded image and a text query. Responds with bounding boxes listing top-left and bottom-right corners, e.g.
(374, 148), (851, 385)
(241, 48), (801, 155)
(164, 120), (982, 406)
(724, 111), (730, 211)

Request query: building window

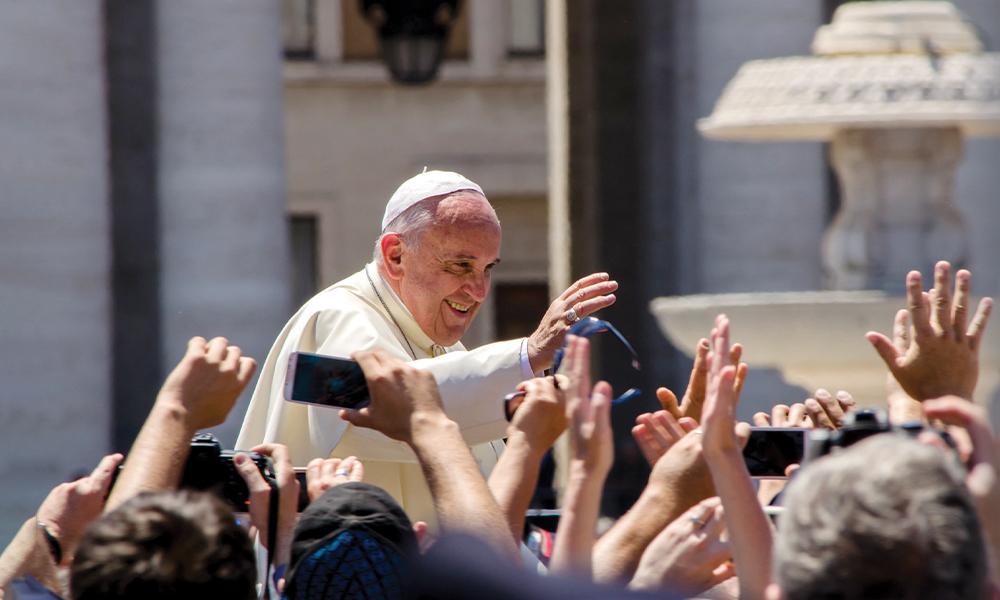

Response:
(508, 0), (544, 57)
(283, 0), (316, 60)
(341, 0), (470, 61)
(494, 282), (550, 340)
(290, 215), (319, 307)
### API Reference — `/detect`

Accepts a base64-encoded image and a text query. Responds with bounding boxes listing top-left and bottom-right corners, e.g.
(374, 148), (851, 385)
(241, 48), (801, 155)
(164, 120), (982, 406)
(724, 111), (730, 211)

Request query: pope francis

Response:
(236, 170), (617, 524)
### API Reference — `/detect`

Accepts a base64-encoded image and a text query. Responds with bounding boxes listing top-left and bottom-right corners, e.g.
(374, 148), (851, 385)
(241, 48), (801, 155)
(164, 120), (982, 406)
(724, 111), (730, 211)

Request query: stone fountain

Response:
(651, 2), (1000, 417)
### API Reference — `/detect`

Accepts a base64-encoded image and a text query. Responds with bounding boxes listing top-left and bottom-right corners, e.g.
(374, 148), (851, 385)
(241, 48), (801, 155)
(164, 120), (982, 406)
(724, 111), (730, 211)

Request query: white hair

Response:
(775, 434), (985, 600)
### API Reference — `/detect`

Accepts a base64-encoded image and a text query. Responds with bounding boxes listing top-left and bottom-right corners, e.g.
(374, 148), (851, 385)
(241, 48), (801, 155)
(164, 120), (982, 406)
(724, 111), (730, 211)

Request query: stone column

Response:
(824, 128), (967, 292)
(0, 1), (111, 540)
(156, 0), (292, 443)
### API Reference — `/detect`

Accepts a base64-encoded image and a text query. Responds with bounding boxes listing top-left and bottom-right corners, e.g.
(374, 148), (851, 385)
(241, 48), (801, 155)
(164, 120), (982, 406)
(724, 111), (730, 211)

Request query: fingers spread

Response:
(906, 271), (933, 339)
(560, 273), (611, 301)
(952, 269), (971, 341)
(967, 297), (993, 350)
(930, 261), (953, 335)
(892, 309), (911, 353)
(866, 331), (902, 374)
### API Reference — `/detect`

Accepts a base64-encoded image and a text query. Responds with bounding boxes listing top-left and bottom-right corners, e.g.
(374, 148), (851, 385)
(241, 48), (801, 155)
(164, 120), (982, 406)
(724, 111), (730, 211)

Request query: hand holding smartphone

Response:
(742, 427), (806, 478)
(284, 351), (371, 410)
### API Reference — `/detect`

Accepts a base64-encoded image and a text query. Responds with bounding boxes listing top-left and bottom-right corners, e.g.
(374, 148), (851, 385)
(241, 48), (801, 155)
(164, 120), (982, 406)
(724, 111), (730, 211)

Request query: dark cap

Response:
(285, 482), (417, 599)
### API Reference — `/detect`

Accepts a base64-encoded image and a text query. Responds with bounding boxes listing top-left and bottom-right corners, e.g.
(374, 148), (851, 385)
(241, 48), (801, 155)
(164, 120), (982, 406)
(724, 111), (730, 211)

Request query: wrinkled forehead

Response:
(431, 190), (499, 227)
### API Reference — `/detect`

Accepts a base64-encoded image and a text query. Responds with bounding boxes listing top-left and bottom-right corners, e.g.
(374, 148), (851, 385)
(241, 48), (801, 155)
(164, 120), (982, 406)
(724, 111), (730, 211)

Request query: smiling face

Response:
(380, 192), (501, 346)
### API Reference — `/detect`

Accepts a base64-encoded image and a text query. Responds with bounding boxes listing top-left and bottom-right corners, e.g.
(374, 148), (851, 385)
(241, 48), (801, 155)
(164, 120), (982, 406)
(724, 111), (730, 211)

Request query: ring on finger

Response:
(334, 469), (350, 477)
(689, 515), (706, 528)
(564, 307), (580, 324)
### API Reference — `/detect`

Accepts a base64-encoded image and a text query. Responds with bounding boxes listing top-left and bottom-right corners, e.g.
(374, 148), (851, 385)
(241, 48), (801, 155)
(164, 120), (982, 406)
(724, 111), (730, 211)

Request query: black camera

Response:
(180, 433), (276, 512)
(804, 408), (939, 463)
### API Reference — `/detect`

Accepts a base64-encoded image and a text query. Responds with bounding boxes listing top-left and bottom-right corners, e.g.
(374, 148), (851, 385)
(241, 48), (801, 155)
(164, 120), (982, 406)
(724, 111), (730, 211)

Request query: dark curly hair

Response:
(70, 490), (257, 600)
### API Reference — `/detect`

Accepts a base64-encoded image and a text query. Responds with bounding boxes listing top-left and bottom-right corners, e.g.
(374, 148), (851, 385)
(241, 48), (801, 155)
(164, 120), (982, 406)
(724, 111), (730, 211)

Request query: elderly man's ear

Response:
(380, 233), (405, 279)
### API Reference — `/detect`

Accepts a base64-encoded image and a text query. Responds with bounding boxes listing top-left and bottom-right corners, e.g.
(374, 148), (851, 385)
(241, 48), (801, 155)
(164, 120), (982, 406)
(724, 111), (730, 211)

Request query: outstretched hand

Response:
(866, 261), (992, 401)
(632, 410), (698, 466)
(527, 273), (617, 372)
(657, 337), (747, 424)
(563, 336), (614, 477)
(629, 497), (735, 596)
(701, 316), (748, 457)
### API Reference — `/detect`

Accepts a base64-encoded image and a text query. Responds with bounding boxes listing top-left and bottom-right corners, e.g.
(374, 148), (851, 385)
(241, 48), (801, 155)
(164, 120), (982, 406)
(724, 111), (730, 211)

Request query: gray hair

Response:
(372, 190), (498, 265)
(774, 434), (985, 600)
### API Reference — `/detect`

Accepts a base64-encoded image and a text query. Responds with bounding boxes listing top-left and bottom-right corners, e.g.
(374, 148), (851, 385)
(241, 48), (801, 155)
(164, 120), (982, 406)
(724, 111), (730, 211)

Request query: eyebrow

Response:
(444, 255), (502, 267)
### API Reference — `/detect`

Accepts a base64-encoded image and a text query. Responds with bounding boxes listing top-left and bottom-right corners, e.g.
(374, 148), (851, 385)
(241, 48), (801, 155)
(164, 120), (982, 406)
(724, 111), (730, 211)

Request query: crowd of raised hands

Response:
(1, 260), (998, 600)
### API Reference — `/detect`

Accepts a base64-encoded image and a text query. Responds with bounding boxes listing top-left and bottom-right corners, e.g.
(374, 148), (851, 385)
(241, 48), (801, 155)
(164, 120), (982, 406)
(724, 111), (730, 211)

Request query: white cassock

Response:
(236, 263), (534, 526)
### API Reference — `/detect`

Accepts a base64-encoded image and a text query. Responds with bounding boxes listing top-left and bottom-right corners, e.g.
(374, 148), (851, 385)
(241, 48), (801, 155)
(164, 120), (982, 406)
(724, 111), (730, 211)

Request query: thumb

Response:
(233, 452), (267, 492)
(866, 332), (902, 372)
(339, 407), (373, 430)
(656, 387), (682, 419)
(734, 422), (752, 449)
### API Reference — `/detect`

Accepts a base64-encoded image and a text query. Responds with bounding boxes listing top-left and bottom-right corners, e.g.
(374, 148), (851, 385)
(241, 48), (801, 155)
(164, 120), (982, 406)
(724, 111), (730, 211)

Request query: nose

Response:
(465, 271), (489, 302)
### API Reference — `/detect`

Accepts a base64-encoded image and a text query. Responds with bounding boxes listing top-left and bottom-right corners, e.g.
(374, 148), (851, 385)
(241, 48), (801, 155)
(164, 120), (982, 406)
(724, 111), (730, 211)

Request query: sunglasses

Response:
(504, 317), (642, 421)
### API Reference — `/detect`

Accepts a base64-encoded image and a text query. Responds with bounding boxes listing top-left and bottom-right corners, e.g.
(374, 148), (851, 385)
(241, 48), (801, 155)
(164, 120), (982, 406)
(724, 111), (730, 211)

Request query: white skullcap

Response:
(381, 170), (485, 231)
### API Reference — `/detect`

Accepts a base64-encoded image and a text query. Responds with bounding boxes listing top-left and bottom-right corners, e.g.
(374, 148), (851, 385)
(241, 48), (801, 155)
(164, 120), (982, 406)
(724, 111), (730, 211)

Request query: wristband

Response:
(35, 519), (63, 565)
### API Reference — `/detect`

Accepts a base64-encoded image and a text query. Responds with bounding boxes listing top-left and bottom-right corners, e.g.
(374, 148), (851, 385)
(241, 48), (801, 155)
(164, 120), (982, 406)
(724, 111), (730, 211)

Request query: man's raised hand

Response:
(656, 336), (747, 424)
(157, 336), (257, 430)
(526, 273), (618, 372)
(866, 261), (992, 401)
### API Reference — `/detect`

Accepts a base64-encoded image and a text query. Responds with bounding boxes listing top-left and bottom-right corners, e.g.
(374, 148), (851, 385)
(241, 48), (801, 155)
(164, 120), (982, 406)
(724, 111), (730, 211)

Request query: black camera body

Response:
(181, 433), (276, 512)
(804, 408), (931, 462)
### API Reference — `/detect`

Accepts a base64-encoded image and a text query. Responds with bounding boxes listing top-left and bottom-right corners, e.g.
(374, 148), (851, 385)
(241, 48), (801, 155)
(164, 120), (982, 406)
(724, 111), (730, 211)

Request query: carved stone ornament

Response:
(699, 2), (1000, 141)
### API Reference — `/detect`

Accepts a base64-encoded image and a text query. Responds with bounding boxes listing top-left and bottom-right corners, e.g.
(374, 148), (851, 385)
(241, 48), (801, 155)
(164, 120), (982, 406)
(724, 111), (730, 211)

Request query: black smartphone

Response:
(284, 351), (371, 409)
(743, 427), (806, 479)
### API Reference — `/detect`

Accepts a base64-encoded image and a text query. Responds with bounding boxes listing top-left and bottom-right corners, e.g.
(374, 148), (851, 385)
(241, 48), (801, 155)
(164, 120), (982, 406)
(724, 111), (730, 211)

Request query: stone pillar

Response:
(0, 1), (110, 540)
(156, 0), (292, 444)
(824, 127), (967, 292)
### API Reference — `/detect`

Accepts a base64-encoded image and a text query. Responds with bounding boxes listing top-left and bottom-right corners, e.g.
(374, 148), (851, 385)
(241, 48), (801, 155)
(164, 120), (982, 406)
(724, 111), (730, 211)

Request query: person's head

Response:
(70, 491), (256, 600)
(375, 171), (501, 346)
(284, 482), (418, 600)
(769, 434), (986, 600)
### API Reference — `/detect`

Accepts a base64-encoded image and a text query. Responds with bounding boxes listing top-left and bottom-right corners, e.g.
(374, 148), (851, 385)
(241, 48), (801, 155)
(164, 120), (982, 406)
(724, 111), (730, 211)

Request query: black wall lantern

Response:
(360, 0), (460, 85)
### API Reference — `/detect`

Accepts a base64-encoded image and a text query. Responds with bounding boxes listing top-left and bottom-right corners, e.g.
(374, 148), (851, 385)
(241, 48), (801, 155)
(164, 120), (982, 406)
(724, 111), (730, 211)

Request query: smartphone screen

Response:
(743, 427), (806, 478)
(284, 351), (371, 409)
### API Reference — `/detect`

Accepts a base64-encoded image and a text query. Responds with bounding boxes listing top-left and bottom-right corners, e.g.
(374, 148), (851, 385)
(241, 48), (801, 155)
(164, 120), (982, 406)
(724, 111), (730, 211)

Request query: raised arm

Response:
(549, 336), (613, 577)
(106, 336), (256, 510)
(701, 315), (772, 600)
(487, 375), (567, 544)
(342, 350), (516, 558)
(0, 453), (122, 597)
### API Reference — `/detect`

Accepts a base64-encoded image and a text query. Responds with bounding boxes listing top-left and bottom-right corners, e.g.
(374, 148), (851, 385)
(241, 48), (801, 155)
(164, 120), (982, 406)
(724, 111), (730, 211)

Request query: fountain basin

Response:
(650, 291), (999, 412)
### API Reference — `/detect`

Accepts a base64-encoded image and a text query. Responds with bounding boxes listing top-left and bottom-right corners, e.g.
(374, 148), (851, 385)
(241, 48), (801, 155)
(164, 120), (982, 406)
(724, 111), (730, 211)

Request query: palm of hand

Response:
(895, 338), (977, 400)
